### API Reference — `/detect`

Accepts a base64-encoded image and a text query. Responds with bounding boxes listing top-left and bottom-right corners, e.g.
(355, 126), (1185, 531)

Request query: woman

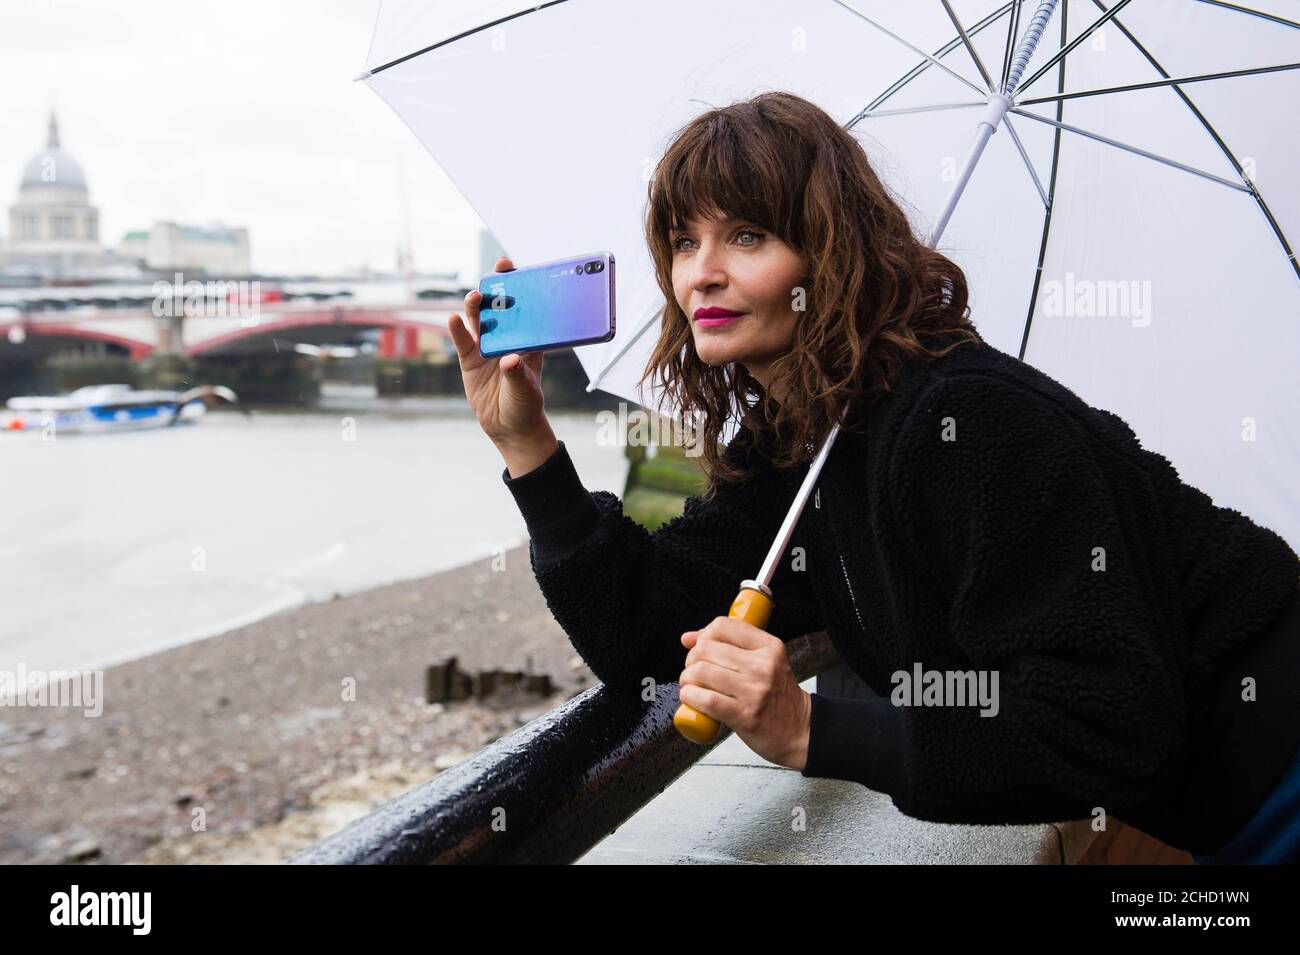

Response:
(447, 92), (1300, 864)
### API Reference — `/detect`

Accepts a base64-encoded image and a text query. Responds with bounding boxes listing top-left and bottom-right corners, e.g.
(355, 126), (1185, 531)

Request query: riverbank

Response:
(0, 543), (593, 864)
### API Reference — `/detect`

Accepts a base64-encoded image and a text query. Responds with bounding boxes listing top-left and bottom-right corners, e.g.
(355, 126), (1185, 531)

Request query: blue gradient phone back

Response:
(477, 252), (615, 358)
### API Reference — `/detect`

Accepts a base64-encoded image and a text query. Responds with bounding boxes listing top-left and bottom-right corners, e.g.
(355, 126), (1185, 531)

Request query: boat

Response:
(3, 383), (240, 434)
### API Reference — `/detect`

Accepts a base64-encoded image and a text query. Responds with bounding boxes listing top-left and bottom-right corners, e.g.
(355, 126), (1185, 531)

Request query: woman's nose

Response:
(689, 248), (728, 290)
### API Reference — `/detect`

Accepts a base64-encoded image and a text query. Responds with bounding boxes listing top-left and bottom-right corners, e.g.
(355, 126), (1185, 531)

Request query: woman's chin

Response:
(692, 340), (742, 367)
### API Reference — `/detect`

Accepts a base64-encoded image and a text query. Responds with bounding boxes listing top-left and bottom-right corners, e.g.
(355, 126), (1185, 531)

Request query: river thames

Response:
(0, 391), (628, 674)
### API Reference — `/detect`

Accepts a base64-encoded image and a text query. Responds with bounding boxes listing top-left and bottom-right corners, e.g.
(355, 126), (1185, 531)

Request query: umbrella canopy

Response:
(358, 0), (1300, 552)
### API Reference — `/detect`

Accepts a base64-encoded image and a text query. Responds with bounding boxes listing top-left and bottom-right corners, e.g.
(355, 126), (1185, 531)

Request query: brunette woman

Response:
(448, 92), (1300, 864)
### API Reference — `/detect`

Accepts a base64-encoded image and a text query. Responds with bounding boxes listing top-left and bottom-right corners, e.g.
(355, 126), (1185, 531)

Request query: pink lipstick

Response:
(694, 307), (746, 327)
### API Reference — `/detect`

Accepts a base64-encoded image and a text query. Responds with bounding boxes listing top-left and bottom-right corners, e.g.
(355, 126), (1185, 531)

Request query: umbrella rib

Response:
(1015, 0), (1135, 96)
(1189, 0), (1300, 30)
(852, 101), (987, 120)
(940, 0), (996, 91)
(1017, 0), (1070, 362)
(1018, 62), (1300, 105)
(1002, 114), (1050, 207)
(360, 0), (572, 77)
(829, 0), (988, 99)
(854, 2), (1018, 124)
(1008, 108), (1251, 191)
(1000, 0), (1024, 91)
(1089, 0), (1300, 279)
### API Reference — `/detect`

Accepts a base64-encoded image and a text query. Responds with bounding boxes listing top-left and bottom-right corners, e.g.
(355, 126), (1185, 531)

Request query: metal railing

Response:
(286, 630), (840, 864)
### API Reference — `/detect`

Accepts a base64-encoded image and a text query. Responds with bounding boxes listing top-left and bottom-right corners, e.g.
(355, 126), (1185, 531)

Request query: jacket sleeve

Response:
(876, 373), (1188, 825)
(501, 436), (824, 692)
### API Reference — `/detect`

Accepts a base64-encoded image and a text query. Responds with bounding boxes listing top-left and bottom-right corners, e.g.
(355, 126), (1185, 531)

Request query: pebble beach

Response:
(0, 544), (592, 864)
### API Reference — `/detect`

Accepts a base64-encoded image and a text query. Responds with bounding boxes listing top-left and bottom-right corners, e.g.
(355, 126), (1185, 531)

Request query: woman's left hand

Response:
(679, 617), (812, 770)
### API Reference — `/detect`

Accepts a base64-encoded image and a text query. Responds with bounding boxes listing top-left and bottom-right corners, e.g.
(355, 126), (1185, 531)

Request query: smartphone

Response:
(477, 251), (615, 358)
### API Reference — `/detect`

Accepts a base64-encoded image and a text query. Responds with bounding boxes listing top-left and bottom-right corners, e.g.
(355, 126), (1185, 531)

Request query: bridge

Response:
(0, 278), (464, 362)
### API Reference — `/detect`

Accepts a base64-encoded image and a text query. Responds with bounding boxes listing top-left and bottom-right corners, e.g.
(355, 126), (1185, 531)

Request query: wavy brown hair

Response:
(642, 90), (983, 500)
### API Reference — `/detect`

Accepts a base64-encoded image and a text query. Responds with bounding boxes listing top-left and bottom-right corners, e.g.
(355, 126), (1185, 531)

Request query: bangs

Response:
(651, 113), (804, 243)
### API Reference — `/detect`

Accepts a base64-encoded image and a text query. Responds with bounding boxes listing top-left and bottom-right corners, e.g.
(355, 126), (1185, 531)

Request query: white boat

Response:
(3, 383), (239, 434)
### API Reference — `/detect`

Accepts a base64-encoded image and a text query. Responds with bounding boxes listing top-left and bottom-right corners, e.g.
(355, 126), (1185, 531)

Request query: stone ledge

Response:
(578, 679), (1097, 865)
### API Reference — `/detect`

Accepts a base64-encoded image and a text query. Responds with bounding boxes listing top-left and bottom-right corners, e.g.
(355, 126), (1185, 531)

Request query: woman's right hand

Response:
(448, 256), (558, 475)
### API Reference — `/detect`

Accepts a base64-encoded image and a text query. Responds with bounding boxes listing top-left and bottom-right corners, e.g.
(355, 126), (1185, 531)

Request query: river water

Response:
(0, 392), (628, 674)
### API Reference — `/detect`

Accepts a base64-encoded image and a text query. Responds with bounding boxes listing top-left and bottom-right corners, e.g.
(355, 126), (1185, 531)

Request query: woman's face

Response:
(669, 211), (805, 393)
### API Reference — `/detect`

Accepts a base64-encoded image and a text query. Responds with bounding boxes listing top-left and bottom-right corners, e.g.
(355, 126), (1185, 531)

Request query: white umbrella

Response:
(357, 0), (1300, 558)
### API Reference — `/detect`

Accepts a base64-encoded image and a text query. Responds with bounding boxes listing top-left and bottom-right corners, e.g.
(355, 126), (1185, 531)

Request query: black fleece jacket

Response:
(501, 336), (1300, 855)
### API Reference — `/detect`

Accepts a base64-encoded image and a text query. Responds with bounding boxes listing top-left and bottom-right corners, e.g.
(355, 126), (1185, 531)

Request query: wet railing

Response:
(286, 630), (840, 864)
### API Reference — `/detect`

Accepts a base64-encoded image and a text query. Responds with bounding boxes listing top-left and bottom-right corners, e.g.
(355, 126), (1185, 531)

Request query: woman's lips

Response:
(694, 309), (746, 327)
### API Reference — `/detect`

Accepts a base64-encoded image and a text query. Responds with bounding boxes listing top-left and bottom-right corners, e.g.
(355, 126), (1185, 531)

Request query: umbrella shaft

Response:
(1004, 0), (1061, 95)
(929, 101), (1006, 249)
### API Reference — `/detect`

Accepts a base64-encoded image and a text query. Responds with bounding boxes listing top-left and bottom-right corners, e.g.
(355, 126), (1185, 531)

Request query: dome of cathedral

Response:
(19, 112), (87, 191)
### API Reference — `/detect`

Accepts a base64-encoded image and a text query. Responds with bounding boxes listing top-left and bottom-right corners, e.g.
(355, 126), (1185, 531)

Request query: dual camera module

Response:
(573, 260), (604, 275)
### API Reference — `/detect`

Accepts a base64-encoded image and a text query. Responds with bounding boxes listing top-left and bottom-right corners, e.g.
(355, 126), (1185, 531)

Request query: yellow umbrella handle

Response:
(673, 582), (774, 744)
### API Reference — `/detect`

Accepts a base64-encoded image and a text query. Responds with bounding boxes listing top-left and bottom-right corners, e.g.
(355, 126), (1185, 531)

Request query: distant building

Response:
(118, 221), (251, 276)
(4, 111), (106, 277)
(0, 109), (251, 282)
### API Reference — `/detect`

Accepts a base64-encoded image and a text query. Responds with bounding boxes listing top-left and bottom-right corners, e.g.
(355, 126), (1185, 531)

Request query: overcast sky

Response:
(0, 0), (487, 278)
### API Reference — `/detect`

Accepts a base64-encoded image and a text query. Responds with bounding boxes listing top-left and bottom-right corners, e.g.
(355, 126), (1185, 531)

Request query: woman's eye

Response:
(670, 230), (763, 252)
